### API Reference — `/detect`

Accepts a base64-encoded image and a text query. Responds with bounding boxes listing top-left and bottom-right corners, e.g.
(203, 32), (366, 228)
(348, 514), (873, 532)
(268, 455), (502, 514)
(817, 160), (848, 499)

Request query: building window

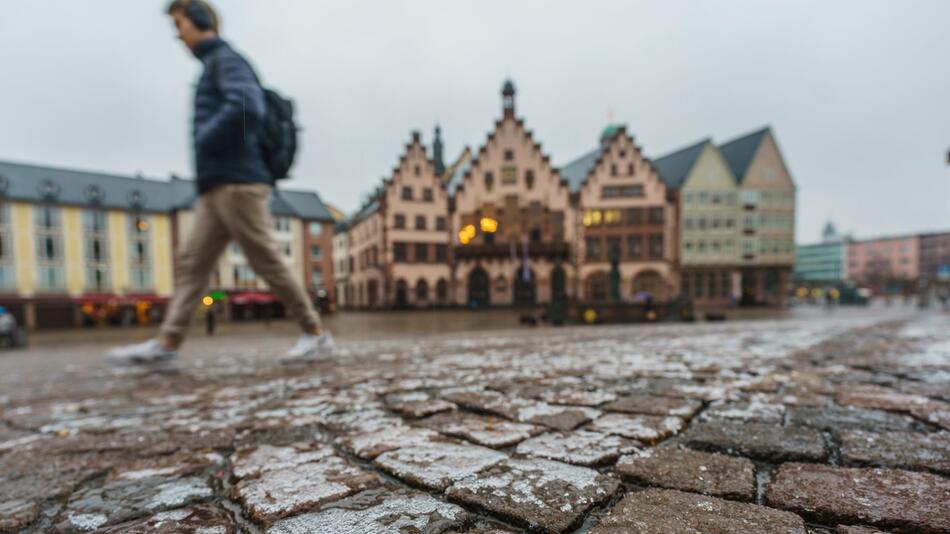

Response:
(721, 272), (731, 298)
(414, 165), (421, 176)
(415, 215), (427, 230)
(525, 170), (535, 189)
(602, 185), (644, 198)
(627, 162), (634, 175)
(129, 214), (152, 291)
(501, 166), (517, 185)
(530, 228), (542, 243)
(35, 205), (64, 291)
(436, 278), (449, 301)
(0, 204), (13, 289)
(604, 209), (622, 225)
(273, 217), (291, 233)
(309, 222), (323, 236)
(401, 187), (414, 200)
(585, 236), (602, 261)
(648, 234), (663, 259)
(84, 210), (110, 291)
(435, 244), (448, 262)
(423, 188), (434, 202)
(414, 243), (429, 263)
(626, 234), (642, 259)
(607, 236), (622, 260)
(682, 273), (691, 297)
(311, 245), (322, 259)
(708, 271), (717, 297)
(393, 242), (407, 263)
(626, 208), (643, 225)
(582, 210), (603, 227)
(394, 214), (406, 229)
(484, 172), (494, 191)
(311, 268), (324, 289)
(647, 207), (664, 225)
(504, 149), (514, 161)
(435, 216), (447, 231)
(611, 164), (618, 177)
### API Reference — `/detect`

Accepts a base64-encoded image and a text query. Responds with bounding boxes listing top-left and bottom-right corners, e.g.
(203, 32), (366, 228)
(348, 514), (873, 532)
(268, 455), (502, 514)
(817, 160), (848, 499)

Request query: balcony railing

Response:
(453, 242), (571, 261)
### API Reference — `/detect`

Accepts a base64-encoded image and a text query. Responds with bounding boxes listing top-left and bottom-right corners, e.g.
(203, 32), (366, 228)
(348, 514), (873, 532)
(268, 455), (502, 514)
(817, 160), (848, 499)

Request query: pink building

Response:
(846, 235), (920, 286)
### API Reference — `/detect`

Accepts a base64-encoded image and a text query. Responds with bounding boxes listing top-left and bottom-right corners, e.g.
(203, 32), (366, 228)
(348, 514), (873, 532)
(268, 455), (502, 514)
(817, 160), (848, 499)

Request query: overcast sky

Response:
(1, 1), (948, 242)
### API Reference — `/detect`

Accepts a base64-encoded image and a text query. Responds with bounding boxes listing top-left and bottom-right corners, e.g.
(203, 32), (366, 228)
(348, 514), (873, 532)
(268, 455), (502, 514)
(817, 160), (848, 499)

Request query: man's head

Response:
(166, 0), (219, 52)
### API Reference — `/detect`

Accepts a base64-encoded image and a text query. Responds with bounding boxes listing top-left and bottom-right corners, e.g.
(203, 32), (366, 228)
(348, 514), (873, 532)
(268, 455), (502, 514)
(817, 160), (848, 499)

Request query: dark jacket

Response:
(192, 38), (271, 194)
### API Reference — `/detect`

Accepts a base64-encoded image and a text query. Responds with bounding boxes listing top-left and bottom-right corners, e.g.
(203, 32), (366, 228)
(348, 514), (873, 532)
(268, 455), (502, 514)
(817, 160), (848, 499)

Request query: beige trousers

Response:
(160, 183), (321, 346)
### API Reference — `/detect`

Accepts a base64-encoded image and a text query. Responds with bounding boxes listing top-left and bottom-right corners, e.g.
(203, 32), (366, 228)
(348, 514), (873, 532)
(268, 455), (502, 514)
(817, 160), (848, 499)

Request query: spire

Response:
(502, 79), (516, 117)
(433, 125), (445, 176)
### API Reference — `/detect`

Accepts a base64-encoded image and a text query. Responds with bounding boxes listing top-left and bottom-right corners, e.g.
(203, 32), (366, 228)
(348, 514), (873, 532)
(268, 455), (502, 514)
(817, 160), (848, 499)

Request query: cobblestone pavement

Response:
(1, 309), (949, 533)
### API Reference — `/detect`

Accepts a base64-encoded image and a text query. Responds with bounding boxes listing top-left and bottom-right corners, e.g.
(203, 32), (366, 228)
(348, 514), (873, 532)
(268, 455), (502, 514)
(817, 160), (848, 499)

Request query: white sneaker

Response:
(281, 332), (335, 364)
(108, 339), (177, 366)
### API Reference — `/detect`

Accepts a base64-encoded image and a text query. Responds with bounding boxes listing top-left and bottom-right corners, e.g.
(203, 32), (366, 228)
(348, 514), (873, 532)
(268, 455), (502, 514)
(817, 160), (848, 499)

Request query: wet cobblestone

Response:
(1, 309), (948, 532)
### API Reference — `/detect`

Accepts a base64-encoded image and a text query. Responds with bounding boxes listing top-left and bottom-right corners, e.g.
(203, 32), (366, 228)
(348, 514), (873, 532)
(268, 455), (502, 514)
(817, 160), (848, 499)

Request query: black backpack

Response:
(208, 51), (298, 181)
(259, 88), (298, 181)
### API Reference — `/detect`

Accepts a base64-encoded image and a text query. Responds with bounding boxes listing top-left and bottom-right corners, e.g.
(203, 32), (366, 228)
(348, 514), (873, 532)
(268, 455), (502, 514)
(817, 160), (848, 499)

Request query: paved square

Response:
(1, 308), (948, 532)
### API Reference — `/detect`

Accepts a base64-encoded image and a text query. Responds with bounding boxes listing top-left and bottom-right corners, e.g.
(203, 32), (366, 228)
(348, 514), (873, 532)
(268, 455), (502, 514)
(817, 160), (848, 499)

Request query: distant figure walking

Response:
(110, 0), (332, 365)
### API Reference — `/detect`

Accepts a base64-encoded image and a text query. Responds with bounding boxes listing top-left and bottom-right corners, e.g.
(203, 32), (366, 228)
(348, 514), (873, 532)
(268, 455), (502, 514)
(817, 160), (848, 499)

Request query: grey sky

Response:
(2, 1), (948, 242)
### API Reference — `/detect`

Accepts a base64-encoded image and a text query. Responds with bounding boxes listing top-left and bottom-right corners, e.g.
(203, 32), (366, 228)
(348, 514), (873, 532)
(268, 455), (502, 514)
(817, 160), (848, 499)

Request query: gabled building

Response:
(341, 81), (798, 309)
(346, 131), (451, 309)
(654, 139), (741, 306)
(451, 81), (575, 306)
(562, 125), (679, 301)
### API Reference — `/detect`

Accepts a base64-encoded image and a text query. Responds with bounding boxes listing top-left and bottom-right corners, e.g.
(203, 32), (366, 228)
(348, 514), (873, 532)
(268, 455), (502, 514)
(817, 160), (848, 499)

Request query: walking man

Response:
(110, 0), (332, 364)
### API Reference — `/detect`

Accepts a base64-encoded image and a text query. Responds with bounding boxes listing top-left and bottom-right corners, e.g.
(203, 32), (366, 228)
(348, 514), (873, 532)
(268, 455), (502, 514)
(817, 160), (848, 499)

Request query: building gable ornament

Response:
(127, 189), (146, 209)
(38, 179), (61, 200)
(84, 184), (106, 204)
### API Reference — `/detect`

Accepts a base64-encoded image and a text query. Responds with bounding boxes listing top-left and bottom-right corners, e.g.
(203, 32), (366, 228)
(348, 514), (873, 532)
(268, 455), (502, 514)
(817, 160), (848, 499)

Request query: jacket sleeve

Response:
(196, 51), (266, 154)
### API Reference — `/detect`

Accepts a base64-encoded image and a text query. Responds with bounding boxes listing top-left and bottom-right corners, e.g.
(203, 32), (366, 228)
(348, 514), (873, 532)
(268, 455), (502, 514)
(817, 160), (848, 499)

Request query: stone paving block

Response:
(374, 442), (506, 491)
(766, 462), (950, 533)
(515, 430), (639, 466)
(588, 488), (807, 534)
(586, 413), (684, 444)
(109, 451), (224, 482)
(266, 488), (471, 534)
(0, 499), (39, 532)
(323, 408), (403, 434)
(337, 425), (441, 460)
(836, 526), (888, 534)
(840, 429), (950, 474)
(615, 446), (756, 500)
(418, 411), (545, 448)
(440, 389), (600, 430)
(96, 503), (238, 533)
(603, 394), (702, 417)
(230, 443), (334, 479)
(516, 402), (601, 431)
(384, 391), (456, 418)
(537, 387), (617, 407)
(58, 476), (214, 532)
(788, 405), (917, 433)
(700, 398), (786, 424)
(232, 453), (379, 525)
(836, 387), (950, 429)
(446, 457), (619, 534)
(679, 420), (828, 463)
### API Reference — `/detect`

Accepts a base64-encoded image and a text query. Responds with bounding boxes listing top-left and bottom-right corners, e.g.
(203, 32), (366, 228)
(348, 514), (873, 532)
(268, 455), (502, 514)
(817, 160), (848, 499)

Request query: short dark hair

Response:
(166, 0), (220, 33)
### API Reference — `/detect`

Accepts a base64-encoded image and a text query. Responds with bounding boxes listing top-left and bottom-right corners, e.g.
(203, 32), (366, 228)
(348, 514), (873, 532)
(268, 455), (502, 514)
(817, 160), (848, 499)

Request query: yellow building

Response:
(0, 161), (335, 329)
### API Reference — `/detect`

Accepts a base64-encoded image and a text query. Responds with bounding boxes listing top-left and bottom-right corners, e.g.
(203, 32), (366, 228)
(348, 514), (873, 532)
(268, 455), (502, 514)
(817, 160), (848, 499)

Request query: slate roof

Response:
(0, 160), (334, 221)
(652, 139), (710, 190)
(559, 147), (601, 192)
(718, 127), (770, 183)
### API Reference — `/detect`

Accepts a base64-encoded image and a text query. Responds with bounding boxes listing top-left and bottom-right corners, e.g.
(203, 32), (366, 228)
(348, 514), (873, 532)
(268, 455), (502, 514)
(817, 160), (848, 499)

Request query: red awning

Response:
(231, 292), (277, 305)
